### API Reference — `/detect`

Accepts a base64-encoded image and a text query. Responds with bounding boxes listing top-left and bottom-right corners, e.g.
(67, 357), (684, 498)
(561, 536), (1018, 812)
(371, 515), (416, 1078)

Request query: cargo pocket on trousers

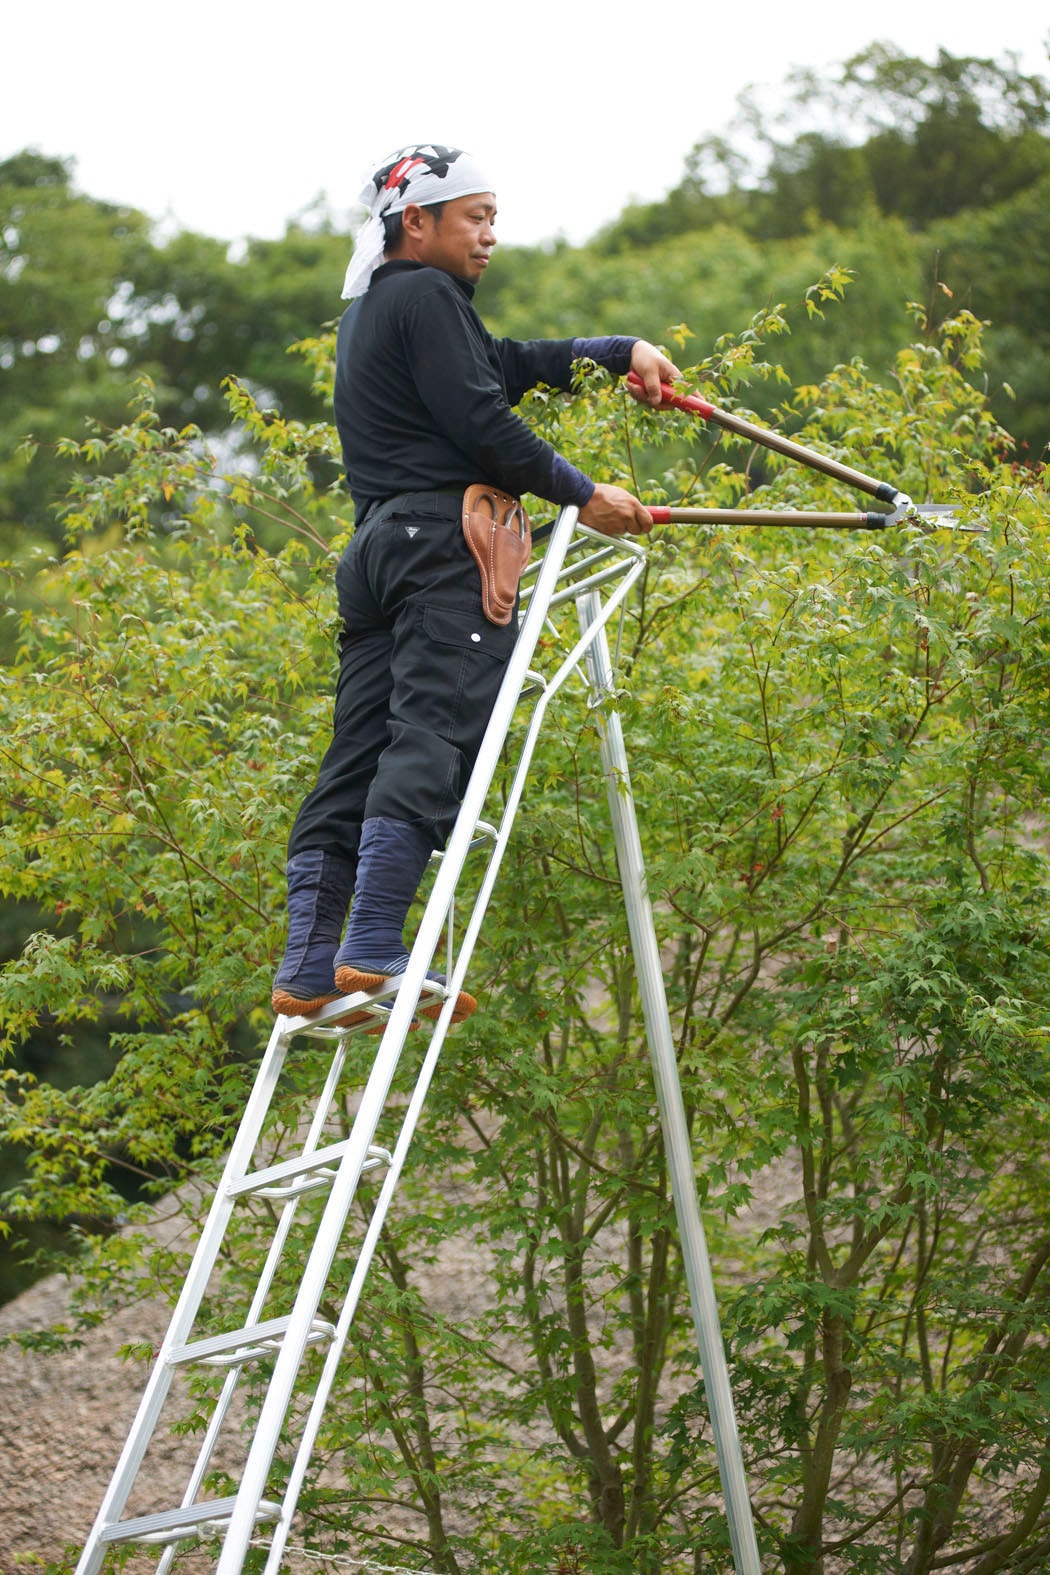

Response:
(421, 603), (518, 662)
(419, 602), (518, 763)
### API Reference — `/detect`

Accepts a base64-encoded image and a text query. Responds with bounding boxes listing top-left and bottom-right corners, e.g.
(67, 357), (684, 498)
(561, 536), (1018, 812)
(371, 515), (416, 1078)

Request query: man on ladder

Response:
(270, 141), (680, 1024)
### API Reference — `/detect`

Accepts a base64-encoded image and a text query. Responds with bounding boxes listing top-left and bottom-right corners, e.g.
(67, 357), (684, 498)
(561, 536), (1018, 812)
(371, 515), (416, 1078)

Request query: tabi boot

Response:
(333, 816), (477, 1024)
(271, 847), (357, 1016)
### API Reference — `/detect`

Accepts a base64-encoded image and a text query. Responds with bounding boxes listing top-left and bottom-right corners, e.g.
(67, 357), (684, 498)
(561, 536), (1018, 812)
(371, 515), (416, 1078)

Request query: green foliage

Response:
(485, 217), (921, 444)
(599, 44), (1050, 248)
(0, 151), (154, 544)
(3, 299), (1050, 1572)
(581, 44), (1050, 457)
(0, 152), (346, 549)
(756, 45), (1050, 235)
(922, 171), (1050, 457)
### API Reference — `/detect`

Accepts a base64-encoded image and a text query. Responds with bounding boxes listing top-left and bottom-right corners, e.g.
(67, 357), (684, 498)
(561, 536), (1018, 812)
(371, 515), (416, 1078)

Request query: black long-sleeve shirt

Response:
(333, 259), (634, 518)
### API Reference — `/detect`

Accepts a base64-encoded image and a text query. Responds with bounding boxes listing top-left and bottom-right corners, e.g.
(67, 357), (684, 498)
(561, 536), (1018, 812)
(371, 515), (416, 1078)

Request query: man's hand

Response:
(627, 341), (682, 407)
(579, 482), (653, 537)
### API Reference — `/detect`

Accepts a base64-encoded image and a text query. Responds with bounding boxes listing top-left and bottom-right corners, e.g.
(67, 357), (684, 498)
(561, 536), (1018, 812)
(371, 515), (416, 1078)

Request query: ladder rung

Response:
(169, 1315), (336, 1369)
(520, 535), (638, 602)
(228, 1140), (393, 1200)
(290, 1023), (361, 1041)
(428, 818), (500, 859)
(280, 1003), (393, 1036)
(548, 556), (639, 609)
(99, 1496), (282, 1545)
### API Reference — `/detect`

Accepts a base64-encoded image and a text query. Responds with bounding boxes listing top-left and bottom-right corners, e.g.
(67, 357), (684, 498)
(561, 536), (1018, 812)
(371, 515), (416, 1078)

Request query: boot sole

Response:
(334, 966), (477, 1024)
(272, 987), (341, 1017)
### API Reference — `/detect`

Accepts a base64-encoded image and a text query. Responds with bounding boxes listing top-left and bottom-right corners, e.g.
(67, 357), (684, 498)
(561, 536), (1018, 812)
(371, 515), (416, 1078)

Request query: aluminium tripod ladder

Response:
(76, 385), (949, 1575)
(74, 503), (763, 1575)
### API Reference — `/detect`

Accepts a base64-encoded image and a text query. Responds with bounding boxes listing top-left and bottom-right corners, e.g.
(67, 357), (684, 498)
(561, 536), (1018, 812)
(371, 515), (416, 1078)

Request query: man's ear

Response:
(400, 204), (428, 240)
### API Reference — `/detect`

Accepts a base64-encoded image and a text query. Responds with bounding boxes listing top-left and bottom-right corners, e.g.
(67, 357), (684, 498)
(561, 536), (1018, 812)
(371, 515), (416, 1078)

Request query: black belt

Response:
(359, 489), (463, 529)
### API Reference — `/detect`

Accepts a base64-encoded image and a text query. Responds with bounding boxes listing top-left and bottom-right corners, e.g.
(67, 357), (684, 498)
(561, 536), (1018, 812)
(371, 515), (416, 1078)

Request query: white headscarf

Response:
(341, 143), (495, 300)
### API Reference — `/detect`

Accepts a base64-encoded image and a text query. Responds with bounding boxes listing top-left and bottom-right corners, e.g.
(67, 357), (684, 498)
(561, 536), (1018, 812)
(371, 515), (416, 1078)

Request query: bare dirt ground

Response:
(0, 1144), (796, 1575)
(0, 1266), (185, 1573)
(0, 1179), (529, 1574)
(0, 1183), (242, 1574)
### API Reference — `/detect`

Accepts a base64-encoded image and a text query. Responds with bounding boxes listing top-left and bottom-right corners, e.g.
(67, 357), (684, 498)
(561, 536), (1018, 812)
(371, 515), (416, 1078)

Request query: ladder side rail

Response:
(75, 1020), (299, 1575)
(262, 992), (465, 1572)
(268, 558), (736, 1570)
(85, 509), (634, 1573)
(576, 590), (763, 1575)
(215, 505), (588, 1572)
(375, 500), (585, 999)
(262, 540), (650, 1570)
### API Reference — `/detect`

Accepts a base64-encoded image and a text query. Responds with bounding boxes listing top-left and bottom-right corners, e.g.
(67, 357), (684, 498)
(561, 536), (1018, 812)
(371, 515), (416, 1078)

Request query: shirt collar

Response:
(371, 258), (477, 300)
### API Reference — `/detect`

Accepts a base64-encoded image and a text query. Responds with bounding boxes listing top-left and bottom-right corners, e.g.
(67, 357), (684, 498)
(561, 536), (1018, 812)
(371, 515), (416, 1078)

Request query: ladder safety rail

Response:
(77, 503), (767, 1575)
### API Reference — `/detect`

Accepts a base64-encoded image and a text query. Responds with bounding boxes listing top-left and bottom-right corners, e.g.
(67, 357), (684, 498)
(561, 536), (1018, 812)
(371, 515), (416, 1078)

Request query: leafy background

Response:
(1, 42), (1049, 1575)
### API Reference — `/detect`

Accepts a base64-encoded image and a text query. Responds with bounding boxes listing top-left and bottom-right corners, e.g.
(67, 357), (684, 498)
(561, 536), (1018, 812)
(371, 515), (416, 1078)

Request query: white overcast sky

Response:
(5, 1), (1048, 249)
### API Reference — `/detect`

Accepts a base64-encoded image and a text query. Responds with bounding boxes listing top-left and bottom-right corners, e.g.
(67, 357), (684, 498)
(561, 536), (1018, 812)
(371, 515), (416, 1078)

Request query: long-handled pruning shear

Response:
(626, 374), (972, 533)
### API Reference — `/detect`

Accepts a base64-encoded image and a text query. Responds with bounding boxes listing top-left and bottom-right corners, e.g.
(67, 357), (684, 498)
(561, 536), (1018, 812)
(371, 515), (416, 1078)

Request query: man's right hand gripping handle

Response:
(578, 482), (653, 537)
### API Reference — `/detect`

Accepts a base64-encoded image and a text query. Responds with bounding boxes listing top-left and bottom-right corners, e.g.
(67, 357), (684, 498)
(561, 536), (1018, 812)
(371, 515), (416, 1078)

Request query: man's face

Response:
(416, 193), (497, 282)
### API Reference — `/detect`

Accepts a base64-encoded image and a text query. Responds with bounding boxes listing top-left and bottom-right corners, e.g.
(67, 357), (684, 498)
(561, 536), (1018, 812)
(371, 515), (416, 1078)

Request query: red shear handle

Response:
(627, 372), (714, 419)
(627, 372), (900, 505)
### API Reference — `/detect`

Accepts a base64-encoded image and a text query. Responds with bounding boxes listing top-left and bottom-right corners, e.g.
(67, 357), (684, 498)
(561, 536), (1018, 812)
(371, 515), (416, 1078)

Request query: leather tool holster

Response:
(462, 484), (532, 626)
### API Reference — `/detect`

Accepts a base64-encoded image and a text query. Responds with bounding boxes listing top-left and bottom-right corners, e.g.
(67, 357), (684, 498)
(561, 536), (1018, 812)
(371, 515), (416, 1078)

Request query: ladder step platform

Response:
(169, 1315), (337, 1368)
(281, 975), (446, 1033)
(98, 1497), (282, 1546)
(229, 1140), (393, 1201)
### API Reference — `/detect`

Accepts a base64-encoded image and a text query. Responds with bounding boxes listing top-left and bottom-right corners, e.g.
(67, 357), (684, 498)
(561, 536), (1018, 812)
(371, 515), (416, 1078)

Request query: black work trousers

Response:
(288, 492), (519, 861)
